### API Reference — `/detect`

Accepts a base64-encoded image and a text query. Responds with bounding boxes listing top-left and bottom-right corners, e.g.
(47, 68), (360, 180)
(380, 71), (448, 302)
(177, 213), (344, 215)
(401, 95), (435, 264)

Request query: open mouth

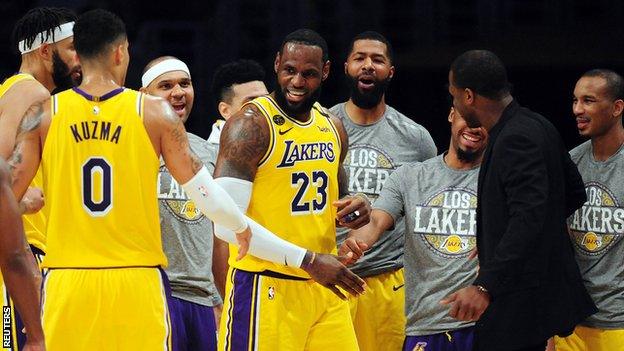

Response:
(357, 76), (375, 90)
(171, 102), (186, 116)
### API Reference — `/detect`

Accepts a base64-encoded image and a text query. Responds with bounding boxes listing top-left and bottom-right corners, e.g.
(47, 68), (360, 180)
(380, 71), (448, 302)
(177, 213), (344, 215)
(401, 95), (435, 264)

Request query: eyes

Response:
(282, 66), (319, 79)
(573, 97), (596, 105)
(158, 80), (192, 90)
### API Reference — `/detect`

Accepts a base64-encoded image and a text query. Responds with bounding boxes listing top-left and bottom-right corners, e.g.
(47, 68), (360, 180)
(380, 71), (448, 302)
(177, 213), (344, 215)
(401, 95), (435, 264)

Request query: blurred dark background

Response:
(2, 0), (624, 151)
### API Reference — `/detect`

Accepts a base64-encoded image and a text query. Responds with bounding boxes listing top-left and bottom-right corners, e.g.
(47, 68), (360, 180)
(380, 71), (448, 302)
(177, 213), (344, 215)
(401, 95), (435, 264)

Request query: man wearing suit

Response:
(441, 50), (597, 351)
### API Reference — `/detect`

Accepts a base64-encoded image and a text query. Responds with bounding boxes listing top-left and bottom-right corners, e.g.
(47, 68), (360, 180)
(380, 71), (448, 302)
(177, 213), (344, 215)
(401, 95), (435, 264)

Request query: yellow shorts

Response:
(554, 325), (624, 351)
(348, 268), (405, 351)
(0, 247), (44, 350)
(218, 268), (359, 351)
(42, 267), (172, 351)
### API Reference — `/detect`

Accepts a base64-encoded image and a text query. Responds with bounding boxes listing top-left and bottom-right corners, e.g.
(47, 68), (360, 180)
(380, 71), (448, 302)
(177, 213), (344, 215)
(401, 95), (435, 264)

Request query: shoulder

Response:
(0, 78), (49, 109)
(328, 103), (346, 120)
(385, 105), (433, 139)
(569, 140), (591, 162)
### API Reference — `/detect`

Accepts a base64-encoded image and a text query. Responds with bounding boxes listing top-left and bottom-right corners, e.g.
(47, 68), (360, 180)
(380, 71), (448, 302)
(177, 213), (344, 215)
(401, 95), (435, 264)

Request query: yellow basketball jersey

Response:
(0, 73), (47, 252)
(41, 87), (166, 268)
(229, 96), (342, 278)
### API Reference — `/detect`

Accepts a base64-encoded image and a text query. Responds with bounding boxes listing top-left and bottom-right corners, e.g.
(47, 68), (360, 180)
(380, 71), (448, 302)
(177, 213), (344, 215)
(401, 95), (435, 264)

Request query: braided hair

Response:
(12, 7), (76, 53)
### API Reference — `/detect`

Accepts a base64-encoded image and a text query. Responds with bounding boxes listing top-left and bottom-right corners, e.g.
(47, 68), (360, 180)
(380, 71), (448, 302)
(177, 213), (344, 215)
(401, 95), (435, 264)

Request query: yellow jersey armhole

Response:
(326, 114), (342, 152)
(50, 94), (59, 118)
(136, 92), (145, 119)
(251, 100), (275, 167)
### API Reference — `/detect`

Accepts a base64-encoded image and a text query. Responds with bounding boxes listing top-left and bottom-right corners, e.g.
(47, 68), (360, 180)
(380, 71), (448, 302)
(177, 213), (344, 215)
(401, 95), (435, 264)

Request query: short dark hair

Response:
(211, 59), (265, 104)
(347, 31), (394, 63)
(73, 9), (126, 59)
(450, 50), (511, 100)
(13, 7), (77, 53)
(280, 28), (329, 62)
(581, 69), (624, 101)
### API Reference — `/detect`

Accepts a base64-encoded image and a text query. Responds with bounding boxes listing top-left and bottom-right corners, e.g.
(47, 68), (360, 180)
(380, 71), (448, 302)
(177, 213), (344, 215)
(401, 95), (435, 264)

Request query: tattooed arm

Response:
(0, 79), (49, 160)
(9, 101), (45, 200)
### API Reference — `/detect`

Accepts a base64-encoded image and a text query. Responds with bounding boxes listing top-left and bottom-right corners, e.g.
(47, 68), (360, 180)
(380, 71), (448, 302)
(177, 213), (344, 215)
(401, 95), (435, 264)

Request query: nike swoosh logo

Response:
(392, 284), (404, 291)
(278, 127), (294, 135)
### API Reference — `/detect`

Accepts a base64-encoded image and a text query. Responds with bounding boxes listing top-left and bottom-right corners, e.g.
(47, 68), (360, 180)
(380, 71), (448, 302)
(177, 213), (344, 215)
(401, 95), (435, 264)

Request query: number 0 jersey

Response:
(0, 73), (47, 252)
(229, 96), (342, 278)
(41, 87), (166, 268)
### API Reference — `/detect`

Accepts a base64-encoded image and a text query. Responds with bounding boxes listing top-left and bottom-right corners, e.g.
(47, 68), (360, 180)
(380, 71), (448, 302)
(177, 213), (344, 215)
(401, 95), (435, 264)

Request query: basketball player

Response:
(0, 164), (43, 351)
(332, 31), (437, 351)
(0, 7), (80, 350)
(141, 55), (221, 350)
(341, 108), (485, 350)
(208, 59), (269, 298)
(554, 69), (624, 350)
(215, 28), (370, 350)
(10, 11), (366, 350)
(207, 59), (268, 145)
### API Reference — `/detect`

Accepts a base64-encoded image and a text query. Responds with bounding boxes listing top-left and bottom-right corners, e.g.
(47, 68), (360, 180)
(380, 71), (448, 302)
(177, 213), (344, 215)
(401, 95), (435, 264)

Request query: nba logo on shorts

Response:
(268, 286), (275, 300)
(413, 342), (427, 351)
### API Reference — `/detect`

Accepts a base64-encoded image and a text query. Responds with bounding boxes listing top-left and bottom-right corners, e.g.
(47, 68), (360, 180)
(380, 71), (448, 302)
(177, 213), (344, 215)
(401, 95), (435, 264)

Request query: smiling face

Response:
(145, 70), (194, 122)
(573, 76), (622, 138)
(449, 107), (487, 162)
(273, 42), (329, 119)
(344, 39), (394, 109)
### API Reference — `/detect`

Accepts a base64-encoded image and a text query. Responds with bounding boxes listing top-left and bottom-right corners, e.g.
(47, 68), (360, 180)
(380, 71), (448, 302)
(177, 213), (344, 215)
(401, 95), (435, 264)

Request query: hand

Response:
(337, 238), (369, 265)
(440, 285), (490, 321)
(301, 251), (366, 299)
(213, 304), (223, 332)
(333, 194), (371, 229)
(19, 187), (44, 214)
(234, 226), (252, 260)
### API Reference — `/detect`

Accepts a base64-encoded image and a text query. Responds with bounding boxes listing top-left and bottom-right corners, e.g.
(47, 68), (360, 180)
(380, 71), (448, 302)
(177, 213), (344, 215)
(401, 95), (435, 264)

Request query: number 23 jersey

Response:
(41, 88), (166, 268)
(229, 96), (342, 278)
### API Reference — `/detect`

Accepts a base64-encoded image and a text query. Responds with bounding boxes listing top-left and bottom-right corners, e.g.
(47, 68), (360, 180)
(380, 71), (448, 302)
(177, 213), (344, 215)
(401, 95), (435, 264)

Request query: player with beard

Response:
(214, 28), (370, 350)
(0, 7), (79, 350)
(331, 31), (437, 351)
(341, 108), (486, 351)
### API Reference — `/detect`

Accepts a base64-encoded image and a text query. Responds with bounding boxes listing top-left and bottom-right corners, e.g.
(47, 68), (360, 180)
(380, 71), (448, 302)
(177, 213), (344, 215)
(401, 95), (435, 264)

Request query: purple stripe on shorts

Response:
(158, 268), (173, 351)
(229, 270), (257, 351)
(403, 326), (474, 351)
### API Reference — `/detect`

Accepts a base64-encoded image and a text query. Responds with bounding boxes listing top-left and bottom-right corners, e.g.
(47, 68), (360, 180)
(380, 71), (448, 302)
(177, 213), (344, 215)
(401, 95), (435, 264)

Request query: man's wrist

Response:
(300, 251), (316, 270)
(475, 285), (490, 297)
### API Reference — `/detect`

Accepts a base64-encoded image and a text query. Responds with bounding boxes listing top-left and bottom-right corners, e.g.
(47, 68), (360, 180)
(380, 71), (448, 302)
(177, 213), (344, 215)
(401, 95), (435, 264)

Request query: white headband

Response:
(18, 21), (74, 54)
(141, 59), (191, 87)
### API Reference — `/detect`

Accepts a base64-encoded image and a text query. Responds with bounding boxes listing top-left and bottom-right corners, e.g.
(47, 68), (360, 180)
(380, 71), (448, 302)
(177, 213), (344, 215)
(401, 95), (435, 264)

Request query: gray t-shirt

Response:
(569, 140), (624, 329)
(331, 103), (437, 277)
(158, 133), (221, 306)
(375, 154), (478, 335)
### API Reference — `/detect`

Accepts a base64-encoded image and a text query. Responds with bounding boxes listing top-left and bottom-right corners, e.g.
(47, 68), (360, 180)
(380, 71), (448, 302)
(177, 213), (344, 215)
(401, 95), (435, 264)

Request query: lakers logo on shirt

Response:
(344, 144), (395, 198)
(157, 165), (204, 222)
(569, 182), (624, 256)
(413, 187), (477, 258)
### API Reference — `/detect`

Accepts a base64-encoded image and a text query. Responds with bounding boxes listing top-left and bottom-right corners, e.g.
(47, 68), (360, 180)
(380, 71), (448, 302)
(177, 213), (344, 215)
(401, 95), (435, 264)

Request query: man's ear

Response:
(322, 60), (330, 81)
(465, 88), (475, 106)
(274, 52), (281, 73)
(38, 43), (53, 62)
(218, 101), (231, 120)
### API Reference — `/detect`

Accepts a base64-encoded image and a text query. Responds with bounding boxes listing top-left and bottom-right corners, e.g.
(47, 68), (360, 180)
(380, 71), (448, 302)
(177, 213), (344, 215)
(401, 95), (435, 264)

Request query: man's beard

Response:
(347, 74), (390, 109)
(51, 51), (81, 93)
(273, 81), (321, 117)
(456, 146), (481, 163)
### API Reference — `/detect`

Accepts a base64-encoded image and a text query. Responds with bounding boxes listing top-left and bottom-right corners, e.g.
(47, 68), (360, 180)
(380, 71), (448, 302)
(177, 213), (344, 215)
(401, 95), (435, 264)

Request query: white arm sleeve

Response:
(214, 177), (308, 268)
(181, 167), (248, 233)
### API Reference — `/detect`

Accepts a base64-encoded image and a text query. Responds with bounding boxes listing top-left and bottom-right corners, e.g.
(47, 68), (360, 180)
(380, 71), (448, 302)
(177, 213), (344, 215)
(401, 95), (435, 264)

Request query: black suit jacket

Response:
(473, 101), (597, 350)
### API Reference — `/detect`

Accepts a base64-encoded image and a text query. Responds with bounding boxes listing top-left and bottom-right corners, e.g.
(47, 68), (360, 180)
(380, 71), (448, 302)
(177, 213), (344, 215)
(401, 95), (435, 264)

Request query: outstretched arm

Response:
(339, 209), (394, 265)
(0, 161), (44, 349)
(212, 103), (366, 298)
